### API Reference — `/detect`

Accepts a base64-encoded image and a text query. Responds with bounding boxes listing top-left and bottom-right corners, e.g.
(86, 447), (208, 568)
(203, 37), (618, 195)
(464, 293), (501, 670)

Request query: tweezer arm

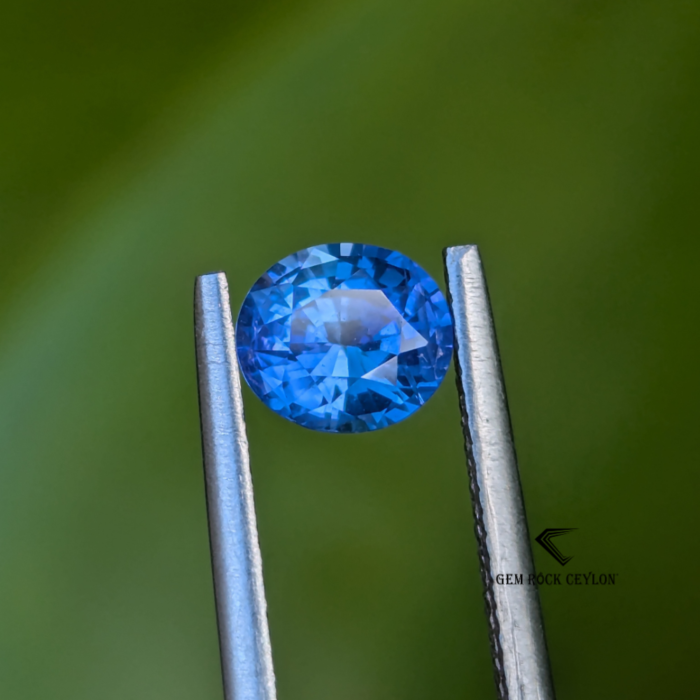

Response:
(194, 272), (277, 700)
(444, 246), (555, 700)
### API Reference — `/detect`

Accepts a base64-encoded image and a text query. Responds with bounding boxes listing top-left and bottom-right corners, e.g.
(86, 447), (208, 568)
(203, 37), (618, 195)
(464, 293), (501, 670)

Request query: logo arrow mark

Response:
(535, 528), (577, 566)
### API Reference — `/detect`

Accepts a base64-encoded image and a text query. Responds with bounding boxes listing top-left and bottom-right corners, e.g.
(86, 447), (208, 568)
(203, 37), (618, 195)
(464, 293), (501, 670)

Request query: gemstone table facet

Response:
(235, 243), (454, 433)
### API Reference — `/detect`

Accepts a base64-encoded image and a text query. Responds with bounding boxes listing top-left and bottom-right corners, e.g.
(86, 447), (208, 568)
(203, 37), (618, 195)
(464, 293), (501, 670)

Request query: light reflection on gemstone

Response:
(235, 243), (454, 433)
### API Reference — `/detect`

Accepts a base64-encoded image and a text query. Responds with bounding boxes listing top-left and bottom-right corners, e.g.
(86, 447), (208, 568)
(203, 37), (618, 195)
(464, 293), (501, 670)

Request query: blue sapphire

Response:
(235, 243), (454, 433)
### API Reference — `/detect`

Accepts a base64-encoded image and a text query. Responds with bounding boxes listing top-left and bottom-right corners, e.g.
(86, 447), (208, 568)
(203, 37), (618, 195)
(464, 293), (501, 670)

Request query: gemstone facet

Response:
(236, 243), (454, 433)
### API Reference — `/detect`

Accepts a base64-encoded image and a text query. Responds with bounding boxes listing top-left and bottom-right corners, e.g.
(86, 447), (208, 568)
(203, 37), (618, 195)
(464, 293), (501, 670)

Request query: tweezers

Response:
(194, 245), (556, 700)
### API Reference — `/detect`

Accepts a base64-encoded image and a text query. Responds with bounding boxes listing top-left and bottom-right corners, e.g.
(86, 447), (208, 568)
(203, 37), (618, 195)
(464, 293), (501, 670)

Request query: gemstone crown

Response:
(236, 243), (454, 433)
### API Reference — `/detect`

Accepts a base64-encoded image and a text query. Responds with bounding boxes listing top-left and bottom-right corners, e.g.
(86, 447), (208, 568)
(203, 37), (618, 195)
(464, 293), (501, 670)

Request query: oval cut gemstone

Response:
(236, 243), (454, 433)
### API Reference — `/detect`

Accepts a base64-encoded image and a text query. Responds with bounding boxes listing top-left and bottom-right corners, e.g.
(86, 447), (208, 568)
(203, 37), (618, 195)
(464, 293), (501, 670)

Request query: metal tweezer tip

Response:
(194, 272), (277, 700)
(444, 245), (556, 700)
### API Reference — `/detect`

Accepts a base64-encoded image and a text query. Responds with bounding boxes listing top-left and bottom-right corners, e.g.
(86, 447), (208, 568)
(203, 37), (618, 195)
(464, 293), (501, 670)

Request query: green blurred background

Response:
(1, 0), (698, 697)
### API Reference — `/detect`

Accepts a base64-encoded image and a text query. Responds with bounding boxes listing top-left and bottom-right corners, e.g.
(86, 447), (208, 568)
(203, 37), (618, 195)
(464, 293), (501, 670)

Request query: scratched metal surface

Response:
(194, 273), (277, 700)
(444, 246), (555, 700)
